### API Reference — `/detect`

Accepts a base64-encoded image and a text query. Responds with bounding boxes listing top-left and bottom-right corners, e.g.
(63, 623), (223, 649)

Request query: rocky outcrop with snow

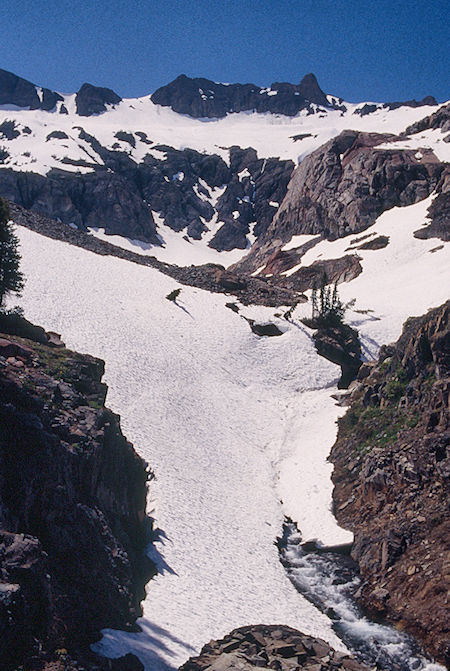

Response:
(9, 202), (305, 307)
(0, 67), (63, 111)
(235, 129), (445, 274)
(0, 137), (293, 249)
(180, 625), (369, 671)
(330, 301), (450, 665)
(0, 317), (153, 670)
(0, 66), (447, 261)
(151, 73), (336, 118)
(75, 82), (122, 116)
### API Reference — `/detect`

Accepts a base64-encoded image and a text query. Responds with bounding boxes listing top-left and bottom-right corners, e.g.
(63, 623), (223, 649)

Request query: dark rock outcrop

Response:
(355, 234), (389, 250)
(330, 302), (450, 664)
(403, 102), (450, 136)
(180, 624), (368, 671)
(414, 166), (450, 242)
(0, 166), (161, 244)
(0, 119), (20, 140)
(247, 320), (284, 337)
(384, 95), (437, 111)
(75, 82), (122, 116)
(151, 73), (339, 119)
(354, 97), (437, 117)
(0, 127), (293, 248)
(210, 147), (294, 251)
(0, 67), (63, 111)
(0, 323), (154, 669)
(235, 130), (444, 274)
(313, 322), (362, 388)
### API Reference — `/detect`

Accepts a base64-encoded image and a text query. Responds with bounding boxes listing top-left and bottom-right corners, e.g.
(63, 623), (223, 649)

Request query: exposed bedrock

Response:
(0, 138), (293, 249)
(234, 129), (444, 274)
(414, 165), (450, 242)
(0, 167), (161, 244)
(0, 67), (63, 111)
(151, 73), (339, 119)
(265, 254), (363, 292)
(75, 82), (122, 116)
(403, 101), (450, 137)
(180, 624), (369, 671)
(330, 301), (450, 665)
(0, 320), (154, 669)
(354, 96), (437, 117)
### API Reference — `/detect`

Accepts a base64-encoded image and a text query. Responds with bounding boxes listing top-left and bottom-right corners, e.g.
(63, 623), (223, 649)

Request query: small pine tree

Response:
(306, 273), (346, 328)
(0, 198), (25, 308)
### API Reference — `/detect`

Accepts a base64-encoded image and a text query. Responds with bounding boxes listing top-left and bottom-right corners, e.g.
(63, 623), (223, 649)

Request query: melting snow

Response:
(13, 192), (450, 668)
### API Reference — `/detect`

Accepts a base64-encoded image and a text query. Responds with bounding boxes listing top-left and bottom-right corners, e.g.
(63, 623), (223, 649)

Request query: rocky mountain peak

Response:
(75, 82), (122, 116)
(0, 67), (63, 111)
(297, 72), (329, 106)
(151, 72), (339, 118)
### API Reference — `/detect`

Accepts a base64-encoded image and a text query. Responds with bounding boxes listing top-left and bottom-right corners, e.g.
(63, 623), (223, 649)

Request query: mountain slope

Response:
(0, 67), (447, 264)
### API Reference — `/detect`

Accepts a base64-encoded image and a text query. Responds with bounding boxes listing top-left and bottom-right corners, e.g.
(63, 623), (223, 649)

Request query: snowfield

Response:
(13, 188), (449, 669)
(1, 96), (447, 174)
(16, 227), (344, 668)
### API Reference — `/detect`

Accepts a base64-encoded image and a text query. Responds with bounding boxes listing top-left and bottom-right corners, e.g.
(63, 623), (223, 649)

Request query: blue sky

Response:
(2, 0), (448, 102)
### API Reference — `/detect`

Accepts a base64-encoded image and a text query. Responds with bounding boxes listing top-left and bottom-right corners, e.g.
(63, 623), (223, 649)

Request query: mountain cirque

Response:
(0, 316), (153, 670)
(330, 301), (450, 665)
(0, 66), (446, 260)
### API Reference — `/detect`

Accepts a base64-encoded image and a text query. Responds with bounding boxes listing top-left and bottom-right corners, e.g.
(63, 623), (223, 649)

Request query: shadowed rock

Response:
(75, 82), (122, 116)
(0, 67), (63, 111)
(151, 73), (340, 119)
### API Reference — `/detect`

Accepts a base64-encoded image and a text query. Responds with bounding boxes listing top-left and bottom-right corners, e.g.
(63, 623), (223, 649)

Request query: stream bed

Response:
(278, 521), (444, 671)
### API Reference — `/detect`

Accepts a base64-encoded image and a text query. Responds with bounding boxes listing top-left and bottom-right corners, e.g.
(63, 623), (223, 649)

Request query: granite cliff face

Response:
(235, 129), (444, 274)
(0, 315), (154, 670)
(330, 302), (450, 665)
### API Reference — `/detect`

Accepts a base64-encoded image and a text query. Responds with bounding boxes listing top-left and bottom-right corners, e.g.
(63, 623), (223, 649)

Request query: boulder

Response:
(180, 625), (369, 671)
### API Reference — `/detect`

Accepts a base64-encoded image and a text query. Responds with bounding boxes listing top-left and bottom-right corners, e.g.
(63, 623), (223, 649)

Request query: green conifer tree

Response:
(0, 198), (24, 307)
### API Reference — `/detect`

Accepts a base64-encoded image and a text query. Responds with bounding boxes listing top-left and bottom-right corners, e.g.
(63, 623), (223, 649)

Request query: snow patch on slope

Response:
(11, 193), (450, 670)
(14, 227), (345, 670)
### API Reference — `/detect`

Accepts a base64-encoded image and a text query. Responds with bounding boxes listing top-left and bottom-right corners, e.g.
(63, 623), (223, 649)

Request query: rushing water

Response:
(278, 522), (444, 671)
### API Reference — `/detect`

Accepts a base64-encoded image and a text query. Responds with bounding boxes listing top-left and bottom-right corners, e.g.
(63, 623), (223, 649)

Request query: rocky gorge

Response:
(330, 301), (450, 665)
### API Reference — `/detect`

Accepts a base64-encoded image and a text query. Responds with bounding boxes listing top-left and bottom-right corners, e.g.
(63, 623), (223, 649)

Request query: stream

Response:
(278, 522), (443, 671)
